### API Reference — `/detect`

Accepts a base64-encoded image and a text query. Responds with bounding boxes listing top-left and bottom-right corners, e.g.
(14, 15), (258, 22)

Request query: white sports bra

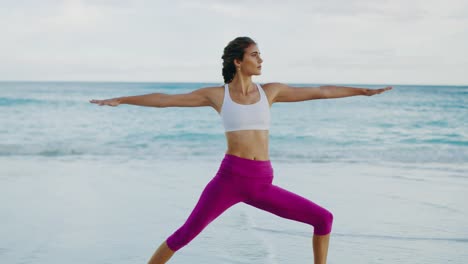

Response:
(220, 83), (270, 132)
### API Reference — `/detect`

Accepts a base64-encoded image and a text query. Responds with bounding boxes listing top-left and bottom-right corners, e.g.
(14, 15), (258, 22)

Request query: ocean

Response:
(0, 81), (467, 263)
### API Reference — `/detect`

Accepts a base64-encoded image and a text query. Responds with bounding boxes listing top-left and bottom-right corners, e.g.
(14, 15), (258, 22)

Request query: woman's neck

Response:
(230, 75), (254, 96)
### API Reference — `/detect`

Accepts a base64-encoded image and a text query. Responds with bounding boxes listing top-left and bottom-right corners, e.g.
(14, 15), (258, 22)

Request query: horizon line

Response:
(0, 80), (466, 86)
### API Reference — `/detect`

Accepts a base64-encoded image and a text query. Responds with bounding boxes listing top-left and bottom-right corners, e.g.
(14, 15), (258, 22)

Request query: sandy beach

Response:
(1, 156), (466, 263)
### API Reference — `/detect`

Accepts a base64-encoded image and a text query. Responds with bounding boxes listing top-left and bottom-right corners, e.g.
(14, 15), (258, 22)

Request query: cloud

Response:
(1, 0), (467, 84)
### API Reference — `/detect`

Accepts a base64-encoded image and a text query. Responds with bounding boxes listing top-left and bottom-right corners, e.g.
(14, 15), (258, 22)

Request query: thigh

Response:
(166, 176), (244, 251)
(181, 176), (243, 228)
(244, 183), (330, 226)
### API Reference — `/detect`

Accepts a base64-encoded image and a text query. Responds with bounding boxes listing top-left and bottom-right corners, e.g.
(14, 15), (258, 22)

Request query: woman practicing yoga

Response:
(90, 36), (392, 264)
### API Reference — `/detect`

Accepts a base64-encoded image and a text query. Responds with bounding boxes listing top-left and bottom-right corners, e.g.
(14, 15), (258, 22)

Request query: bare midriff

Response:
(224, 130), (269, 161)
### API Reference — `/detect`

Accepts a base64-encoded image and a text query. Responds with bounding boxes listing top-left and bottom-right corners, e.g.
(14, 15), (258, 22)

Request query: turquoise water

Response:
(0, 81), (467, 263)
(0, 81), (467, 164)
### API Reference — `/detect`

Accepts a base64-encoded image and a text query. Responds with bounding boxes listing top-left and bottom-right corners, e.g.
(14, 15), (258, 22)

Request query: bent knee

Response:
(314, 209), (334, 235)
(166, 223), (205, 252)
(325, 210), (334, 224)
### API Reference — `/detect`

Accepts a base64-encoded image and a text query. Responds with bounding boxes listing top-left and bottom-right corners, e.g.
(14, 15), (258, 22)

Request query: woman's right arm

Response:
(89, 87), (215, 108)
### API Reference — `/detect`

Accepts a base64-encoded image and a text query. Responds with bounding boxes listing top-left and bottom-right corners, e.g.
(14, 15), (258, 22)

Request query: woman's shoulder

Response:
(196, 85), (225, 111)
(260, 82), (288, 89)
(259, 82), (288, 100)
(193, 85), (224, 95)
(201, 84), (224, 91)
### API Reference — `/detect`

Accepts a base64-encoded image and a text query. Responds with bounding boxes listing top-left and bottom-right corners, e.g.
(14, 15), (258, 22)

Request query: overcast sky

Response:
(1, 0), (467, 85)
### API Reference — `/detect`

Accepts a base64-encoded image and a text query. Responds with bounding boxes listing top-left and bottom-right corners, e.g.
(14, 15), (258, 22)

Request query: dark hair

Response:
(221, 36), (257, 84)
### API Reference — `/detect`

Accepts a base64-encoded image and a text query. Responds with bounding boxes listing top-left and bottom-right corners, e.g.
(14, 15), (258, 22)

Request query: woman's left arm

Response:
(266, 83), (393, 103)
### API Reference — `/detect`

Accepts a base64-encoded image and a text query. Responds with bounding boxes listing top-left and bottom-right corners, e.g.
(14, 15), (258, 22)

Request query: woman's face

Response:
(237, 44), (263, 76)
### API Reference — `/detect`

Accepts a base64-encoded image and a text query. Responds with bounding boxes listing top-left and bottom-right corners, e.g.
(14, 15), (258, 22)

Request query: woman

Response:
(90, 36), (392, 264)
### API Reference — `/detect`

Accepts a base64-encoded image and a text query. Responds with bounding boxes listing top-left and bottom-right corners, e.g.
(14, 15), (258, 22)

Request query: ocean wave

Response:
(1, 142), (466, 164)
(251, 227), (468, 243)
(399, 138), (468, 146)
(0, 97), (45, 106)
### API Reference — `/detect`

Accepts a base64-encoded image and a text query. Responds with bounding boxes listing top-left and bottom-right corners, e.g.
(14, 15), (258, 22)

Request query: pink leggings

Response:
(166, 154), (333, 252)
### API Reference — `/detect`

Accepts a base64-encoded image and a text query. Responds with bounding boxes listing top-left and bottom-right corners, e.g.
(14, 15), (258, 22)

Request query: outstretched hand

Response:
(89, 98), (121, 106)
(364, 86), (393, 96)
